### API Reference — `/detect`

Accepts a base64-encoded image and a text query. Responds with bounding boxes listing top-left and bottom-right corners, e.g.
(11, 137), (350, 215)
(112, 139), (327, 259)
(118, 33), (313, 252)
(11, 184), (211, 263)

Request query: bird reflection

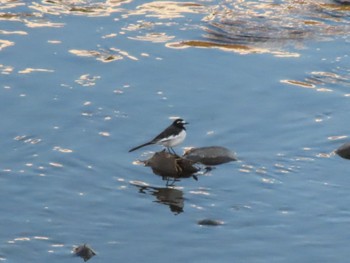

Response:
(133, 183), (185, 214)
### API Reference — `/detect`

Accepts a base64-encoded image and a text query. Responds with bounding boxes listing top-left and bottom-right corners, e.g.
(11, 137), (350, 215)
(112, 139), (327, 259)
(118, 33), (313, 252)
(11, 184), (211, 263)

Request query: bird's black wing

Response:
(151, 125), (180, 143)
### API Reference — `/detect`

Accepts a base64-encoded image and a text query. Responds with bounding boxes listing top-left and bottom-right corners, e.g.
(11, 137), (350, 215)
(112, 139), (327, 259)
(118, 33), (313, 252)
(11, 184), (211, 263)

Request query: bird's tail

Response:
(128, 142), (154, 152)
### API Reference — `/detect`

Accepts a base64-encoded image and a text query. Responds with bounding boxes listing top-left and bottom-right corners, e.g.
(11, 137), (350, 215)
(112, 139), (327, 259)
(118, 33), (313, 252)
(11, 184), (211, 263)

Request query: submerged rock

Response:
(197, 219), (224, 226)
(335, 142), (350, 159)
(334, 0), (350, 4)
(144, 150), (199, 180)
(183, 146), (237, 166)
(73, 244), (96, 262)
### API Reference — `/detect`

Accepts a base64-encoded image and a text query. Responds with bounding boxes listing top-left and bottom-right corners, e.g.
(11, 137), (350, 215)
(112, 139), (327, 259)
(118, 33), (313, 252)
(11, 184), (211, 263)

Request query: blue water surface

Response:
(1, 0), (350, 262)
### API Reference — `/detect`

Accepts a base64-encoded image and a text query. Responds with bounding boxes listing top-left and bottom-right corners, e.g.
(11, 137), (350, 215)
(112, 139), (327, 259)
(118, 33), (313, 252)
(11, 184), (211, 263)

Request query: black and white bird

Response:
(129, 118), (188, 154)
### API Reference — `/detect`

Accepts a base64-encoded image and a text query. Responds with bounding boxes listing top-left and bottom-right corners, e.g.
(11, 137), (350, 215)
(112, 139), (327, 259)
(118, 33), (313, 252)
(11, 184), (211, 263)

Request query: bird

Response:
(129, 118), (188, 154)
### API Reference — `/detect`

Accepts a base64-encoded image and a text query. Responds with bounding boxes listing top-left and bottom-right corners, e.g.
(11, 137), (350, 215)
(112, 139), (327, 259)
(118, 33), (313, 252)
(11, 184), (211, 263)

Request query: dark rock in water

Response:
(334, 0), (350, 4)
(144, 150), (199, 179)
(335, 142), (350, 159)
(73, 244), (96, 262)
(183, 146), (237, 166)
(197, 219), (224, 226)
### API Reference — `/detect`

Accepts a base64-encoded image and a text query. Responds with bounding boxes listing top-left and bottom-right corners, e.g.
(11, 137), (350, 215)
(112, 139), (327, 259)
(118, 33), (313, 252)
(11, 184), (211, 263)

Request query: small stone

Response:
(335, 142), (350, 160)
(197, 219), (224, 226)
(73, 244), (96, 262)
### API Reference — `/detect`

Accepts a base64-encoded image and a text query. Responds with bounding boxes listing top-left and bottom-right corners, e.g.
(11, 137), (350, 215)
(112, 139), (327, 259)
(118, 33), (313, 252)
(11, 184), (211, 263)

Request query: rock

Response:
(334, 0), (350, 4)
(144, 150), (199, 180)
(183, 146), (237, 166)
(73, 244), (96, 262)
(197, 219), (224, 226)
(335, 142), (350, 159)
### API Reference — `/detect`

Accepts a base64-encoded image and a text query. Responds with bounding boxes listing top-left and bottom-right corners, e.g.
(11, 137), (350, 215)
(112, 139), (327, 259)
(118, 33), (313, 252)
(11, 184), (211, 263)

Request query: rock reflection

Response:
(132, 181), (185, 214)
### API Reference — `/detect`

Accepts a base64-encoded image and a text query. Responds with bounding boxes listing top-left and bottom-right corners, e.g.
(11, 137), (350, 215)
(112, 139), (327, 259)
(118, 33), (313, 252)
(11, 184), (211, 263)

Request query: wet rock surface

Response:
(73, 244), (96, 262)
(334, 0), (350, 4)
(335, 142), (350, 159)
(197, 219), (225, 226)
(144, 150), (199, 181)
(183, 146), (237, 166)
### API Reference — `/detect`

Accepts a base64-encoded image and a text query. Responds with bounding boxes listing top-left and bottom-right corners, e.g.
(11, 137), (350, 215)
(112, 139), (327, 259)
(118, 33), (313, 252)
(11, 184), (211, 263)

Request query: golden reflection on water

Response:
(328, 135), (348, 140)
(29, 0), (132, 17)
(281, 69), (350, 94)
(0, 39), (14, 51)
(1, 0), (349, 59)
(0, 64), (14, 75)
(0, 30), (27, 35)
(1, 0), (350, 96)
(53, 146), (73, 153)
(126, 1), (205, 19)
(280, 79), (316, 89)
(198, 0), (350, 56)
(75, 74), (101, 87)
(129, 32), (175, 43)
(167, 40), (300, 57)
(18, 68), (55, 74)
(49, 162), (63, 168)
(69, 48), (137, 62)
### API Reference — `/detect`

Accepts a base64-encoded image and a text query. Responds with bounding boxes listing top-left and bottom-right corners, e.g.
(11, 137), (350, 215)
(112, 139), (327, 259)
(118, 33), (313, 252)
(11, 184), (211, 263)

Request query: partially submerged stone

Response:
(197, 219), (224, 226)
(183, 146), (237, 166)
(334, 0), (350, 4)
(73, 244), (96, 262)
(144, 150), (199, 180)
(335, 142), (350, 159)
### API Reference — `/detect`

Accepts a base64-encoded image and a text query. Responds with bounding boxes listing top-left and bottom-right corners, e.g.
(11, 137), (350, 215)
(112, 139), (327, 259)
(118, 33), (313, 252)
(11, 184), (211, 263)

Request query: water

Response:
(1, 0), (350, 262)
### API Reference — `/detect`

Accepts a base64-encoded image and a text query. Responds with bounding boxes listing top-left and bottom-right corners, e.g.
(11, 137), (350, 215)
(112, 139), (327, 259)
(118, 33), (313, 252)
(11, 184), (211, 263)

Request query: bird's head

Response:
(173, 118), (188, 130)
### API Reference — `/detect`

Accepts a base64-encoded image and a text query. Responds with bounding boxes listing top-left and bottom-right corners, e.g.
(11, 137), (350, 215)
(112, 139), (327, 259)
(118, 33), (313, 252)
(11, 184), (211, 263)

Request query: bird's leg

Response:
(166, 178), (177, 187)
(165, 177), (171, 187)
(170, 147), (178, 155)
